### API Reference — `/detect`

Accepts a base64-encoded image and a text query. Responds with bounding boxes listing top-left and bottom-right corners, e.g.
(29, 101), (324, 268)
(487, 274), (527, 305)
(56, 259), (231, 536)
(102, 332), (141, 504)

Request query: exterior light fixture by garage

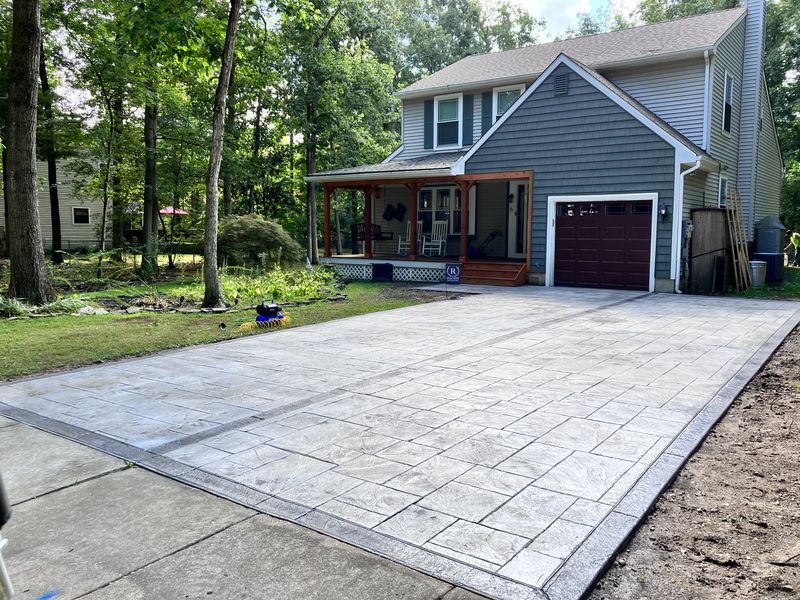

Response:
(660, 204), (669, 221)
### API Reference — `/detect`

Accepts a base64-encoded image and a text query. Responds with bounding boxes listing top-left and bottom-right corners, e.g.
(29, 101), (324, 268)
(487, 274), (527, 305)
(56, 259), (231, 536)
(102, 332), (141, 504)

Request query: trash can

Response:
(371, 263), (393, 282)
(750, 260), (767, 288)
(752, 252), (784, 284)
(755, 216), (786, 254)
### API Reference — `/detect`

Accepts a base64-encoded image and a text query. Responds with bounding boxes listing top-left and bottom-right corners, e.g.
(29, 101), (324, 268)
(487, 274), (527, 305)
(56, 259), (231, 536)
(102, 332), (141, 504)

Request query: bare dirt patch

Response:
(375, 285), (461, 303)
(591, 328), (800, 600)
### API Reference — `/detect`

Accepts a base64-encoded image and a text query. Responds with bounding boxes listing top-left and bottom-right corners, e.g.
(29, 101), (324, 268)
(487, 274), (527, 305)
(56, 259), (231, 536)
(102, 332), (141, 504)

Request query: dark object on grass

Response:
(219, 322), (226, 330)
(240, 301), (291, 332)
(372, 263), (393, 282)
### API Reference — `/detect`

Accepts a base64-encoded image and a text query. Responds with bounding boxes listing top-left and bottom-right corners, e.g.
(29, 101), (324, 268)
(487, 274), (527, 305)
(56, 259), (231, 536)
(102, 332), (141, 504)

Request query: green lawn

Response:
(735, 265), (800, 300)
(0, 282), (438, 380)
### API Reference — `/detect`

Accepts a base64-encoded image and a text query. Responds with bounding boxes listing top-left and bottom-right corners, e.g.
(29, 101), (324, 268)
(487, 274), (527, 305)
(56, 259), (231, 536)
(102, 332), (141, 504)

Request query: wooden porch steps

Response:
(460, 262), (527, 286)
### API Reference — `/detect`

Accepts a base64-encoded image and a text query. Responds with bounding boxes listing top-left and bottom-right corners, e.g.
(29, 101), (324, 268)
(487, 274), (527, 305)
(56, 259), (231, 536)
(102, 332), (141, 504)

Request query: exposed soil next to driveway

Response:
(591, 328), (800, 600)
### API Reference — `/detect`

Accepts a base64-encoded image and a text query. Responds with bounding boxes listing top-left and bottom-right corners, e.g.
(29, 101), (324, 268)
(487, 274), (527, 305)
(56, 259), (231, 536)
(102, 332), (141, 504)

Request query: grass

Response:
(735, 265), (800, 299)
(0, 282), (438, 380)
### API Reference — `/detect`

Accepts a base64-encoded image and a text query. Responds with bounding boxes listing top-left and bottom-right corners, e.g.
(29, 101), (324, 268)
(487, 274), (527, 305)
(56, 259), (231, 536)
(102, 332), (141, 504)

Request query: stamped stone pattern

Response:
(2, 288), (799, 599)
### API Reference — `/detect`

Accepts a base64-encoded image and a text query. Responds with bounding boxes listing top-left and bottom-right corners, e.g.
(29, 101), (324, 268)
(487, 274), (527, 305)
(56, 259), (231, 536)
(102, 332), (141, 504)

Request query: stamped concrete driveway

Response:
(2, 288), (799, 600)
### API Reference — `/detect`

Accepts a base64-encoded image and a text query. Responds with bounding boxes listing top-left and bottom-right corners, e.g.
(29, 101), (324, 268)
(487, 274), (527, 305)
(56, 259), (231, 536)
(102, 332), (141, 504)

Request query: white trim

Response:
(721, 69), (733, 135)
(433, 92), (463, 150)
(545, 193), (658, 293)
(492, 84), (525, 123)
(452, 54), (697, 175)
(382, 145), (404, 163)
(72, 206), (91, 225)
(702, 50), (711, 151)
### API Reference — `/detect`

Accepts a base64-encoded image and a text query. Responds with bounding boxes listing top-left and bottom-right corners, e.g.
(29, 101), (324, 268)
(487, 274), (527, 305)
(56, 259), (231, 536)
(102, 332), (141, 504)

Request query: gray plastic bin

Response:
(749, 260), (767, 288)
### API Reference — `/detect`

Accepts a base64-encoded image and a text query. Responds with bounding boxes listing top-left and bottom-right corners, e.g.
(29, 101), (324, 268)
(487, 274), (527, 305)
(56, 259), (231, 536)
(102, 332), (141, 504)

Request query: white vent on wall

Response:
(554, 73), (569, 96)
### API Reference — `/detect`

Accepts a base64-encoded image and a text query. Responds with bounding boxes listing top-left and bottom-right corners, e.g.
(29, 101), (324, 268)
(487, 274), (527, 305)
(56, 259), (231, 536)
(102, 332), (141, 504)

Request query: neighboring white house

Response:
(0, 160), (110, 253)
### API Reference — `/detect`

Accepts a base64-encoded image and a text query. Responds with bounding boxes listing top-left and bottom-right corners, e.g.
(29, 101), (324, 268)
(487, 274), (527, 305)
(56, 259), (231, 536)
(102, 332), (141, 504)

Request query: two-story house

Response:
(308, 0), (783, 292)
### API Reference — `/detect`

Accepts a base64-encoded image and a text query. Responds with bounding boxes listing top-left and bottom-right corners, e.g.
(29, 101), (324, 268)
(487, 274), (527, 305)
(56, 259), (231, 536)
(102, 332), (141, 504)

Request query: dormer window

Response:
(493, 84), (524, 122)
(434, 93), (462, 148)
(722, 72), (734, 133)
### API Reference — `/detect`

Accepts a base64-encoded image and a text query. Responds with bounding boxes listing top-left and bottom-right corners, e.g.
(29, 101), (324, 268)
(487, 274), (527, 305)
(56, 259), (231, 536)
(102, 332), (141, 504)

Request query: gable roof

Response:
(454, 53), (717, 174)
(398, 7), (745, 99)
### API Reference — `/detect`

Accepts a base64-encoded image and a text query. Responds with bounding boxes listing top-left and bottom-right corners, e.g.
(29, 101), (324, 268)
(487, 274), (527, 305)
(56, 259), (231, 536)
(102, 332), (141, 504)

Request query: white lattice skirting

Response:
(331, 263), (445, 283)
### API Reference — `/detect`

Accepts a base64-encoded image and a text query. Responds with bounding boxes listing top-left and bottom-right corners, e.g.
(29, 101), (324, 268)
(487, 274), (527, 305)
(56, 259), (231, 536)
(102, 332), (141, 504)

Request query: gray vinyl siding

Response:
(709, 18), (745, 208)
(753, 76), (783, 224)
(737, 2), (766, 236)
(603, 58), (707, 148)
(682, 170), (718, 219)
(0, 160), (108, 250)
(465, 63), (676, 278)
(397, 86), (522, 160)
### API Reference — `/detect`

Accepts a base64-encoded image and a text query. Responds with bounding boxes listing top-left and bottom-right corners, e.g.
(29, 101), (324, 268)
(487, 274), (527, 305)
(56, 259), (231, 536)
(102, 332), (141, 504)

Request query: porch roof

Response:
(305, 151), (466, 184)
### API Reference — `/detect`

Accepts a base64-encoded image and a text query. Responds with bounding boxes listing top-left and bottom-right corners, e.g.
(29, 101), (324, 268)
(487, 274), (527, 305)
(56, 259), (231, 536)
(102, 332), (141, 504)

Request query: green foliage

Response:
(217, 266), (335, 303)
(0, 295), (87, 317)
(218, 214), (303, 266)
(0, 296), (27, 318)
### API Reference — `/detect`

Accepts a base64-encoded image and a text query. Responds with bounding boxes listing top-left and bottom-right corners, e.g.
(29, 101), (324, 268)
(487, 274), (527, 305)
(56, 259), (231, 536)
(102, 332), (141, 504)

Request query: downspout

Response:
(702, 50), (711, 152)
(675, 159), (703, 293)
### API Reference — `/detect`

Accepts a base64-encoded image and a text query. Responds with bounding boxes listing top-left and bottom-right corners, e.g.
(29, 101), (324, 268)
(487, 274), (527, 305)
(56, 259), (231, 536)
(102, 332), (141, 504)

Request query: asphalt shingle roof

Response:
(398, 8), (745, 97)
(309, 151), (465, 178)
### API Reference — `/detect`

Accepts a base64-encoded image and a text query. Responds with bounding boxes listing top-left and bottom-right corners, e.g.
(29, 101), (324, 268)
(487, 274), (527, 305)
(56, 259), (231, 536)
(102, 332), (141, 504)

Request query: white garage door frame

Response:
(545, 192), (659, 293)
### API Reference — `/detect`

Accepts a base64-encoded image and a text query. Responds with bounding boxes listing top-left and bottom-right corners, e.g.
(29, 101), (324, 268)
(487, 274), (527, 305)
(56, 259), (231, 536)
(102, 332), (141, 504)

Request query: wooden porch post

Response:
(458, 180), (474, 264)
(364, 186), (373, 258)
(323, 184), (332, 258)
(406, 182), (420, 260)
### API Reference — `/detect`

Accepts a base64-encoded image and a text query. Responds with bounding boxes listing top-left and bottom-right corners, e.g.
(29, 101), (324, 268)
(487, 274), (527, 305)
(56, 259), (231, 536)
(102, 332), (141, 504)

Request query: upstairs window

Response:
(493, 85), (524, 122)
(722, 72), (734, 133)
(434, 94), (461, 148)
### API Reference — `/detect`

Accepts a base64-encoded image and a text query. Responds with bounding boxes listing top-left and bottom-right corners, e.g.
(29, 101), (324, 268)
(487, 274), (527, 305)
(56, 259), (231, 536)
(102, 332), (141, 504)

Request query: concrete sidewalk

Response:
(0, 415), (482, 600)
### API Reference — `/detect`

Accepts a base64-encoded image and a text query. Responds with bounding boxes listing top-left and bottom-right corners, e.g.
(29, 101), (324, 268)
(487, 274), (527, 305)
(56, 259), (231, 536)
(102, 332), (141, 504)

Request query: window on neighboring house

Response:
(722, 72), (733, 133)
(718, 177), (729, 208)
(73, 207), (90, 225)
(493, 85), (524, 122)
(434, 94), (461, 148)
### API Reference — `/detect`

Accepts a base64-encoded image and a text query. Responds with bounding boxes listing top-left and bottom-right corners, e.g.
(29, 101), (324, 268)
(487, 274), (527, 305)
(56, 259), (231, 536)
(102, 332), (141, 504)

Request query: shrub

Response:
(218, 214), (303, 267)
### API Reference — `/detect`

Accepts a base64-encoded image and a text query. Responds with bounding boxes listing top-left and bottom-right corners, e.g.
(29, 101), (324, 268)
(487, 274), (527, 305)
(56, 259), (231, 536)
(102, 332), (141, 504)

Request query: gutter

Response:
(702, 50), (711, 151)
(674, 158), (704, 293)
(304, 168), (451, 184)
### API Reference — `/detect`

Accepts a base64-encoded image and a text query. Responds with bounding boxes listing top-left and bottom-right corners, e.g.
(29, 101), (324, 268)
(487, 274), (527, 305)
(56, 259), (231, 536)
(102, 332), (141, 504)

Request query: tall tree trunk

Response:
(111, 96), (124, 249)
(38, 40), (62, 264)
(203, 0), (242, 308)
(2, 146), (9, 257)
(248, 97), (262, 214)
(222, 63), (235, 216)
(7, 0), (53, 304)
(141, 102), (158, 278)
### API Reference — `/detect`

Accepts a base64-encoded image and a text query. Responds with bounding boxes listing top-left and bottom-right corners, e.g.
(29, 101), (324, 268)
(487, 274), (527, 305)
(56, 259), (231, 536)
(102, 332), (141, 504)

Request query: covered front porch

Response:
(316, 170), (533, 286)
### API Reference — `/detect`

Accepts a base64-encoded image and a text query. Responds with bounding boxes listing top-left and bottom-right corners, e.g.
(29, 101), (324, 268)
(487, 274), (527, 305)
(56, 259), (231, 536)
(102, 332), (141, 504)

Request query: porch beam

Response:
(405, 182), (420, 260)
(323, 185), (332, 258)
(317, 170), (533, 190)
(363, 185), (379, 259)
(457, 180), (475, 264)
(455, 171), (532, 182)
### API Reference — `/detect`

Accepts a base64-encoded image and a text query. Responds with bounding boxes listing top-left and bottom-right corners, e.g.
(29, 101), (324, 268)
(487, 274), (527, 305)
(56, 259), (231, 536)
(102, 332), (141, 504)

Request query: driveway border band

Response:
(543, 307), (800, 600)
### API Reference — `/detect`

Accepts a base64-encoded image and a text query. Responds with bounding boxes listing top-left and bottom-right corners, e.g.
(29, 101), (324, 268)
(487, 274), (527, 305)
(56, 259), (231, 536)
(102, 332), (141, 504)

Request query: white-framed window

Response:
(72, 206), (90, 225)
(722, 71), (734, 134)
(718, 177), (729, 207)
(493, 84), (524, 122)
(418, 186), (475, 236)
(433, 93), (462, 148)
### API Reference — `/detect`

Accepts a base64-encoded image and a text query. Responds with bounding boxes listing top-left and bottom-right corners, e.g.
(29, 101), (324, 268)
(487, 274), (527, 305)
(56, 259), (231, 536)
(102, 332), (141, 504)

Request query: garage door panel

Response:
(554, 199), (652, 291)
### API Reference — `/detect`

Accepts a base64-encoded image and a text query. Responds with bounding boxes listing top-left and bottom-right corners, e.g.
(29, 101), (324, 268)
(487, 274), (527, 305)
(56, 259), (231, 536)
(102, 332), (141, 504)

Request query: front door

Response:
(507, 180), (527, 259)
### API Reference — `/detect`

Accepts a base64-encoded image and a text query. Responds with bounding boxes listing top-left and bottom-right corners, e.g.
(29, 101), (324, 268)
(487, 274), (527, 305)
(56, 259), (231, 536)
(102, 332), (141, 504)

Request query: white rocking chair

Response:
(398, 220), (424, 255)
(422, 220), (448, 256)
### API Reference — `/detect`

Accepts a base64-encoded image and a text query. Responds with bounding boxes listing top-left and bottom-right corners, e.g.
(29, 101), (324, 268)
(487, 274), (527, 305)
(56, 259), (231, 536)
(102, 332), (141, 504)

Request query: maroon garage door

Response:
(554, 200), (652, 291)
